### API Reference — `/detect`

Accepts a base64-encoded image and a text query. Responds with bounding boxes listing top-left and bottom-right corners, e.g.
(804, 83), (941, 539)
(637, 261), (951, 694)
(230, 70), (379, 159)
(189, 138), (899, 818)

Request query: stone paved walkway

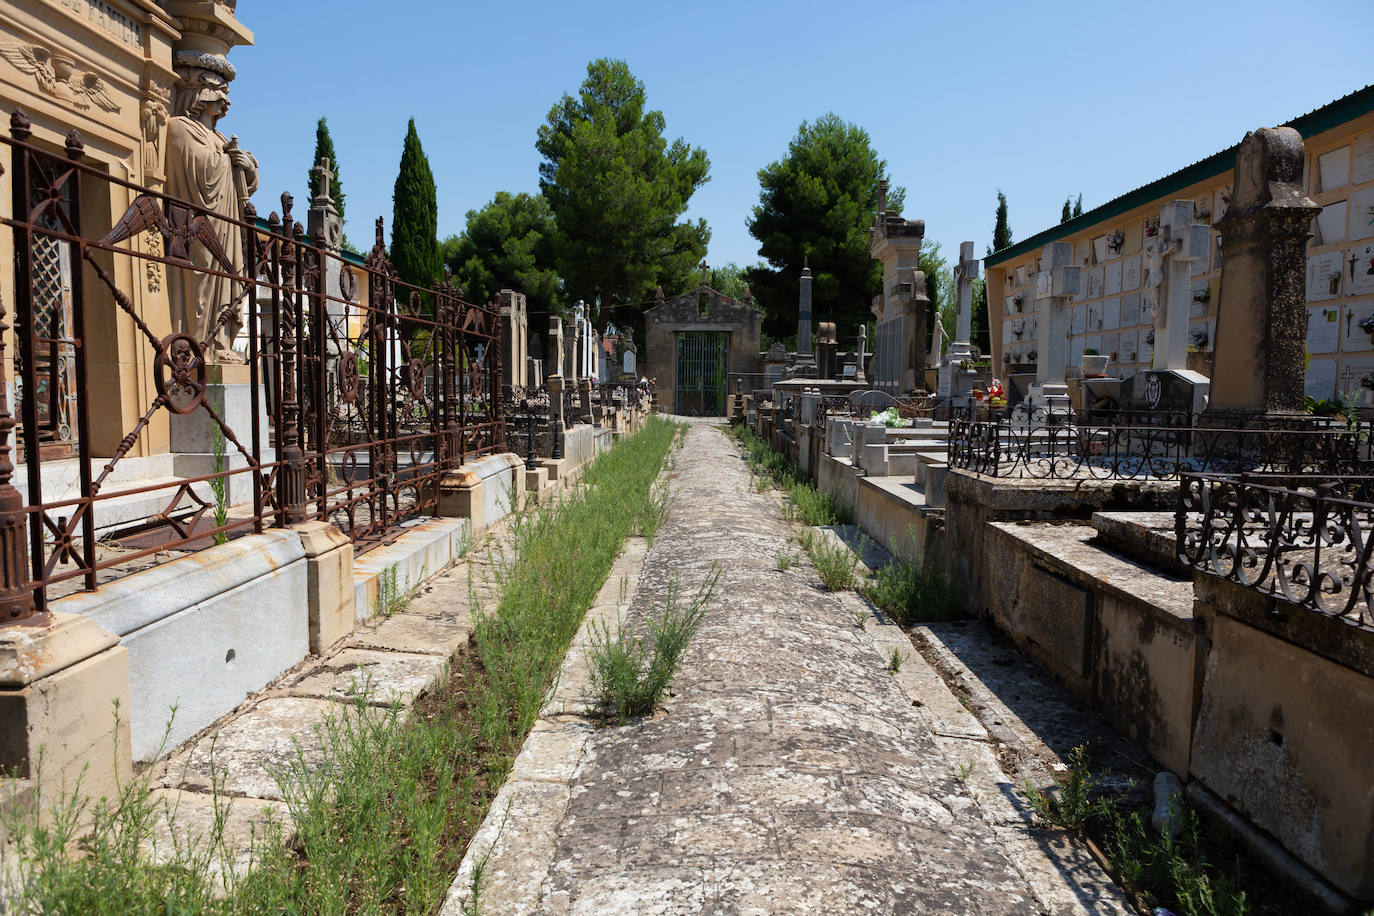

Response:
(472, 422), (1078, 913)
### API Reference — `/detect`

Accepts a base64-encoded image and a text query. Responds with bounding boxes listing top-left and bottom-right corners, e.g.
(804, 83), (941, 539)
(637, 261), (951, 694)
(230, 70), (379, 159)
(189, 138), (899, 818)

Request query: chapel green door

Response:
(675, 331), (729, 416)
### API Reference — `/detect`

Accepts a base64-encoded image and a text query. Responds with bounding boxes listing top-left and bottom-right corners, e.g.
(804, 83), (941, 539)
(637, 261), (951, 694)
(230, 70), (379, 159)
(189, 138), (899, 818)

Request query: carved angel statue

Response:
(165, 57), (258, 359)
(0, 44), (120, 112)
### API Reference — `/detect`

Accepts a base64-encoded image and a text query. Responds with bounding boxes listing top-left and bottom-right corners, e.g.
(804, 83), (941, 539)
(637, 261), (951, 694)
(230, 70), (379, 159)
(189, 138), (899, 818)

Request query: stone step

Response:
(915, 459), (949, 506)
(982, 520), (1199, 773)
(1091, 511), (1188, 576)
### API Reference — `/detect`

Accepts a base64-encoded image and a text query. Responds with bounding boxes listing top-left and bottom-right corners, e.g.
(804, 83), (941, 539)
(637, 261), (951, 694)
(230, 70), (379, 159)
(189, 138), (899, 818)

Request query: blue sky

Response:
(229, 1), (1371, 277)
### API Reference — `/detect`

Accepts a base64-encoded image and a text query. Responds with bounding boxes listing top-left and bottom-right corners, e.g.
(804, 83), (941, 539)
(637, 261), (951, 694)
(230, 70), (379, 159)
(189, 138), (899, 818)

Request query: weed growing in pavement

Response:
(729, 424), (850, 527)
(887, 647), (904, 673)
(955, 761), (975, 780)
(775, 550), (794, 572)
(374, 562), (424, 617)
(863, 555), (960, 625)
(1, 704), (249, 914)
(802, 528), (859, 591)
(586, 566), (721, 724)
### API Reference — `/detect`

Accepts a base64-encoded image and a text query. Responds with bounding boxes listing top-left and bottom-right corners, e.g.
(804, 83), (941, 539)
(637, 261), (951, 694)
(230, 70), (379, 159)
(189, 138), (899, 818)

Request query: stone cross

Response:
(1151, 201), (1210, 372)
(1208, 127), (1320, 417)
(307, 156), (343, 253)
(314, 157), (333, 203)
(1029, 241), (1080, 407)
(798, 260), (814, 358)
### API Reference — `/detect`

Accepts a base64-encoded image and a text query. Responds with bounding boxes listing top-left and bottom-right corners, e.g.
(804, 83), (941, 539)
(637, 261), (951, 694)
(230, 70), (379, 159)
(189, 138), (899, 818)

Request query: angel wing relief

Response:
(0, 44), (121, 113)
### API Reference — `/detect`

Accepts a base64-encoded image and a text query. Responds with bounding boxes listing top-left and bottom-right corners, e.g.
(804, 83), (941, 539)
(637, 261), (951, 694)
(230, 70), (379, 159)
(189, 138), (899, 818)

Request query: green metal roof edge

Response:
(985, 84), (1374, 268)
(252, 215), (368, 265)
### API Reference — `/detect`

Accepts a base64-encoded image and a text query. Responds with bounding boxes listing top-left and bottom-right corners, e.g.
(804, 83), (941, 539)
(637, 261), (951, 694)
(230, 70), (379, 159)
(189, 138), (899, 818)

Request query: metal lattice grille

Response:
(26, 233), (77, 448)
(675, 331), (728, 416)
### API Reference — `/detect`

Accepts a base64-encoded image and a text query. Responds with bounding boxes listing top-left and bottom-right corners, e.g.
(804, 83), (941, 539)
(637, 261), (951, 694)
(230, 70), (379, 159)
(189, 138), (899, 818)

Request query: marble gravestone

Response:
(1131, 201), (1211, 415)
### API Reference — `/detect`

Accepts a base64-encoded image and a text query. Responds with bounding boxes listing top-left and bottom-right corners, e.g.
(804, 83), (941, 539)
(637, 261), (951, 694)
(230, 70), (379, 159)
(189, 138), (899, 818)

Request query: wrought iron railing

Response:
(0, 113), (502, 621)
(946, 407), (1371, 480)
(1177, 473), (1374, 628)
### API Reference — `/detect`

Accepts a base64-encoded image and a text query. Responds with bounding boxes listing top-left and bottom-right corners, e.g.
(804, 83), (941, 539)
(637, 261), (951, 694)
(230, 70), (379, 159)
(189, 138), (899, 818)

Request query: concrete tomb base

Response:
(0, 614), (131, 807)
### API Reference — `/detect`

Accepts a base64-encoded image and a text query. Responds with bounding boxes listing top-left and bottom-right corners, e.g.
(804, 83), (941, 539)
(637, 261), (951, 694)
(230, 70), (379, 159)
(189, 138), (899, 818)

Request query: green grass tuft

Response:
(863, 556), (960, 625)
(585, 567), (720, 725)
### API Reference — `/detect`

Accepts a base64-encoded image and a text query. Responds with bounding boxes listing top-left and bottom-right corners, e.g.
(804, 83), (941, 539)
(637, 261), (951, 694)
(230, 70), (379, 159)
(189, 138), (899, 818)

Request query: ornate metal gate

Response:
(675, 331), (728, 416)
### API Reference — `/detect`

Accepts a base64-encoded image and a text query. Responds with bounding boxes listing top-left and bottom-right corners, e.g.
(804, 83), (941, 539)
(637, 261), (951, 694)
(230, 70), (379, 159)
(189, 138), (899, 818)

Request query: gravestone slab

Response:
(1131, 369), (1210, 414)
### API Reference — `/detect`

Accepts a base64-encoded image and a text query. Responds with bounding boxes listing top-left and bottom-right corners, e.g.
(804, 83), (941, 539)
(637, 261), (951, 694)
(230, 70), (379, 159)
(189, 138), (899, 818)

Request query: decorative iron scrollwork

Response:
(407, 357), (425, 400)
(339, 352), (360, 403)
(153, 332), (207, 414)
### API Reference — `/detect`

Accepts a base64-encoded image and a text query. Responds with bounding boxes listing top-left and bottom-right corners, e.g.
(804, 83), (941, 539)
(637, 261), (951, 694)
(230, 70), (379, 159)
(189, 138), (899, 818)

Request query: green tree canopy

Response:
(390, 118), (440, 299)
(745, 113), (903, 342)
(1072, 193), (1084, 218)
(440, 191), (562, 319)
(708, 261), (757, 301)
(536, 58), (711, 332)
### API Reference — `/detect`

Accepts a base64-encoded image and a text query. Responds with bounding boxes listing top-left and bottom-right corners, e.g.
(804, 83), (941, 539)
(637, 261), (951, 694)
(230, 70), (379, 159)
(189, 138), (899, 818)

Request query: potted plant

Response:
(1081, 347), (1109, 378)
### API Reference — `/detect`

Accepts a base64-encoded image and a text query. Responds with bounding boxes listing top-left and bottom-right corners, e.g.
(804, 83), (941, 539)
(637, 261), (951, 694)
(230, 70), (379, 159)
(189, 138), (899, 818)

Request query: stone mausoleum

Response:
(644, 272), (761, 416)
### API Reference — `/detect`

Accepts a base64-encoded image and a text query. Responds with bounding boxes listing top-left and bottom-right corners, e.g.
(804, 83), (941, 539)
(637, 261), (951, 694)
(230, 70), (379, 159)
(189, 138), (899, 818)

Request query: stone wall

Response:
(1189, 576), (1374, 900)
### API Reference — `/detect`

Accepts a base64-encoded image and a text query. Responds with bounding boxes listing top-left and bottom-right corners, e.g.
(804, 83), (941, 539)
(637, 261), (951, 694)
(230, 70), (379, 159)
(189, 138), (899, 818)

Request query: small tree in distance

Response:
(989, 190), (1013, 256)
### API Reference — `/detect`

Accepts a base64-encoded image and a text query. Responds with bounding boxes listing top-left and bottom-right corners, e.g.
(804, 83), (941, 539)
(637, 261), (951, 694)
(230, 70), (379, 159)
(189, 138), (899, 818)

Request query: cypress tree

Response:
(390, 118), (440, 295)
(990, 190), (1013, 256)
(1061, 197), (1072, 225)
(307, 117), (345, 221)
(1072, 193), (1084, 218)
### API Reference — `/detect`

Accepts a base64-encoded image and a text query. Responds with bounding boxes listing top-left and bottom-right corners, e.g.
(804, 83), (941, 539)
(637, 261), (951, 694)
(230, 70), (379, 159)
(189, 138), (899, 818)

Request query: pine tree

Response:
(746, 114), (902, 341)
(307, 117), (345, 221)
(989, 190), (1013, 256)
(537, 58), (710, 333)
(390, 118), (440, 297)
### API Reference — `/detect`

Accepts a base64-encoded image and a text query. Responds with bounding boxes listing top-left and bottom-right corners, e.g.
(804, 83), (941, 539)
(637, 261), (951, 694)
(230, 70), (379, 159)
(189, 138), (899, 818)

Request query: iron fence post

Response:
(0, 264), (38, 624)
(277, 195), (307, 524)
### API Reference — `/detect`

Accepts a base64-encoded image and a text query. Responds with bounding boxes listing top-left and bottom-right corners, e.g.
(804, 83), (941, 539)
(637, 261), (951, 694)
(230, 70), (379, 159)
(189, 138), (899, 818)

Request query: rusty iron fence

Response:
(1176, 473), (1374, 628)
(0, 113), (502, 623)
(947, 406), (1372, 480)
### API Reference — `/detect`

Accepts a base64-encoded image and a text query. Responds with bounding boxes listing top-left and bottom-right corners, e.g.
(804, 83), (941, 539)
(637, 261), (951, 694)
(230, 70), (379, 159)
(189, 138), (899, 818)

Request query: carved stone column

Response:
(1207, 127), (1320, 419)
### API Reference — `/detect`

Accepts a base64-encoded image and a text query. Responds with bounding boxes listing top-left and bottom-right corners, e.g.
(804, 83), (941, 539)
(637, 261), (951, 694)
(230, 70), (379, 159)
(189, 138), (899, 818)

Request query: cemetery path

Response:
(529, 422), (1045, 914)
